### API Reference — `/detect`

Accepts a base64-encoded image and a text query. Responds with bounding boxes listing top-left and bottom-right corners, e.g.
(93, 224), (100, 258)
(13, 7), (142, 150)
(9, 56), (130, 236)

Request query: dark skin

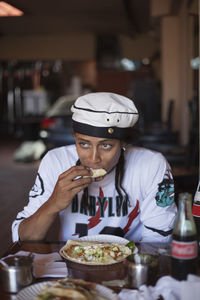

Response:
(75, 133), (125, 175)
(18, 133), (125, 241)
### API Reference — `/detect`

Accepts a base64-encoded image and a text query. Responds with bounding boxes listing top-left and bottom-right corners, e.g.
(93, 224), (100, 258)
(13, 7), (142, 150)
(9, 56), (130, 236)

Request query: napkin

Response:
(118, 285), (154, 300)
(33, 252), (68, 278)
(118, 274), (200, 300)
(3, 251), (68, 278)
(180, 274), (200, 300)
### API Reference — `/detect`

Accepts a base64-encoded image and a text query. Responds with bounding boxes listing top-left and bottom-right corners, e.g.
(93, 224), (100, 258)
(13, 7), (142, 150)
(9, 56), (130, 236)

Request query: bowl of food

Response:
(60, 235), (137, 283)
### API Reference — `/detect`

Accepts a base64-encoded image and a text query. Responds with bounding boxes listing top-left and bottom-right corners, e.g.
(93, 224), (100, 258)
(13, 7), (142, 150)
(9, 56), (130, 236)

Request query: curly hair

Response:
(76, 149), (130, 209)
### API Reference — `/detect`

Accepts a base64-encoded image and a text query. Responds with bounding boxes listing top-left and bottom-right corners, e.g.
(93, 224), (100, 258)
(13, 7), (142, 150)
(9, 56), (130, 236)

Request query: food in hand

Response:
(83, 168), (107, 178)
(60, 239), (132, 265)
(36, 278), (108, 299)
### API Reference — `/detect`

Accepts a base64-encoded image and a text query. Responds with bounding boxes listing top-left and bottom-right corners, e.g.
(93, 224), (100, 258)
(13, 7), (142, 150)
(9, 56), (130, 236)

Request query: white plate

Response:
(17, 280), (118, 300)
(79, 234), (129, 244)
(17, 281), (51, 300)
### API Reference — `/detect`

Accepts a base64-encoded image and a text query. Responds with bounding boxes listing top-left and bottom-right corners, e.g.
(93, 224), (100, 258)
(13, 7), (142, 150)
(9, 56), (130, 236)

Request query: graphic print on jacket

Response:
(29, 173), (44, 198)
(155, 169), (174, 207)
(71, 187), (140, 237)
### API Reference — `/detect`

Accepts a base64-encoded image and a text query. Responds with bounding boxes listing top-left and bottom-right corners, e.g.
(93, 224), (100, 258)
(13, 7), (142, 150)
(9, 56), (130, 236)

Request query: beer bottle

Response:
(171, 193), (198, 280)
(192, 182), (200, 251)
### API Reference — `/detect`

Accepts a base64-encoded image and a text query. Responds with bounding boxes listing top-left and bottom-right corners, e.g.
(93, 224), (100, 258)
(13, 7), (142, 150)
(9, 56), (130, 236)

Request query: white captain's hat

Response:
(71, 92), (139, 139)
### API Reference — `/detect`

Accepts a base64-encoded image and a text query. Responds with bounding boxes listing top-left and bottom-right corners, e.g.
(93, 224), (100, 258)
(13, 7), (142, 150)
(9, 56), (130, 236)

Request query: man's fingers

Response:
(66, 176), (92, 191)
(60, 166), (92, 181)
(71, 183), (91, 197)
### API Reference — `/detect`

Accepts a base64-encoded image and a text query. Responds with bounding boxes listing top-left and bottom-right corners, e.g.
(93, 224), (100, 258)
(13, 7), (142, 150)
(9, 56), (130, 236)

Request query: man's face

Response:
(74, 133), (124, 173)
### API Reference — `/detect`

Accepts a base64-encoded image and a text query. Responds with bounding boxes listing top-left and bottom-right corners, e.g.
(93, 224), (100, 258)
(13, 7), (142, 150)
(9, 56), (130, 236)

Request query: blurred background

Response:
(0, 0), (199, 256)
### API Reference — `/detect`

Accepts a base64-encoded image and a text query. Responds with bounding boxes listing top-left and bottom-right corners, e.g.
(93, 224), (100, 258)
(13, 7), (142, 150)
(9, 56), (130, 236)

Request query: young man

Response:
(12, 92), (177, 243)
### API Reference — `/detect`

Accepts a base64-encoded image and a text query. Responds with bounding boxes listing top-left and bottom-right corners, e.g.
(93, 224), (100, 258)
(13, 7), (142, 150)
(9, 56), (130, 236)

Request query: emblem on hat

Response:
(108, 128), (114, 134)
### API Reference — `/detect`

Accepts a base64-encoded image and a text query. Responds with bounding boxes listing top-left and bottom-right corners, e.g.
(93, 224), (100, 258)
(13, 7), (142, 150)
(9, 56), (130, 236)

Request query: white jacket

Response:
(12, 145), (177, 243)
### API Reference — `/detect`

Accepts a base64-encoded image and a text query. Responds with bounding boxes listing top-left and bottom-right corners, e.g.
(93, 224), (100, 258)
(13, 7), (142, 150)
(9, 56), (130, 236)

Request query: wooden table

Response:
(0, 241), (199, 299)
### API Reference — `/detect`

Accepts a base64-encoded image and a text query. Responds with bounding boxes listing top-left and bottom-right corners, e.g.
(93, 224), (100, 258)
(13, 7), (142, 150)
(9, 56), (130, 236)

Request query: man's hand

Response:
(18, 165), (93, 241)
(47, 165), (93, 212)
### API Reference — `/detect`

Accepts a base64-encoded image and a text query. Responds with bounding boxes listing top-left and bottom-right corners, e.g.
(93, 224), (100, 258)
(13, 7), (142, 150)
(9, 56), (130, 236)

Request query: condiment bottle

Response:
(192, 181), (200, 252)
(171, 192), (198, 280)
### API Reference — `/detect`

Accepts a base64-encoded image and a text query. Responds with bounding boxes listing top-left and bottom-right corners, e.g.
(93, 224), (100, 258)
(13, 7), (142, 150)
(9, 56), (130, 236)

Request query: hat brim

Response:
(72, 120), (130, 139)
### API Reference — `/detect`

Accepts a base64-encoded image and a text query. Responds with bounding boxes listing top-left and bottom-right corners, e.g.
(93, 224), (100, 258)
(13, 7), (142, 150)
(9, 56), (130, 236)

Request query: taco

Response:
(60, 239), (132, 265)
(36, 278), (107, 300)
(83, 168), (107, 178)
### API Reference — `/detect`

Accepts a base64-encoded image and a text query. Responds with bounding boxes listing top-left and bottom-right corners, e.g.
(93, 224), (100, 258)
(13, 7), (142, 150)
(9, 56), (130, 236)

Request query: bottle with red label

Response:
(171, 192), (198, 280)
(192, 182), (200, 252)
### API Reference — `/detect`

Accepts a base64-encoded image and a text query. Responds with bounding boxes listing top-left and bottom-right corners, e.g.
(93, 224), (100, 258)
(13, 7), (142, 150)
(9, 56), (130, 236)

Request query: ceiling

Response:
(0, 1), (196, 39)
(0, 0), (196, 61)
(0, 0), (153, 37)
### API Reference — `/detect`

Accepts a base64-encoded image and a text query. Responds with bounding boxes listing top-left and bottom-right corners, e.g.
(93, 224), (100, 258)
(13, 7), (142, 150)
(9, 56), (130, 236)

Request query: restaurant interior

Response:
(0, 0), (199, 257)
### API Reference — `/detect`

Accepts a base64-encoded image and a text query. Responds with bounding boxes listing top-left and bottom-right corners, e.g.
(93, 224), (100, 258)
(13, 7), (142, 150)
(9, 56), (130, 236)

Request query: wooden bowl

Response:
(63, 257), (126, 283)
(59, 235), (133, 283)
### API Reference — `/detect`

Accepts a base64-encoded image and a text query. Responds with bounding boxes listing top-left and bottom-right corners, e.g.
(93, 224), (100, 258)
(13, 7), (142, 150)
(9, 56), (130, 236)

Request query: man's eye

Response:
(79, 142), (89, 148)
(102, 143), (112, 149)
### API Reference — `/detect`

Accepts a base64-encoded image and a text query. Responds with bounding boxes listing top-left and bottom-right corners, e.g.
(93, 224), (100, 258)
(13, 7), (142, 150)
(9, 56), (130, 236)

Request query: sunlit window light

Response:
(0, 1), (24, 16)
(190, 57), (199, 70)
(142, 58), (150, 65)
(40, 130), (48, 138)
(120, 58), (136, 71)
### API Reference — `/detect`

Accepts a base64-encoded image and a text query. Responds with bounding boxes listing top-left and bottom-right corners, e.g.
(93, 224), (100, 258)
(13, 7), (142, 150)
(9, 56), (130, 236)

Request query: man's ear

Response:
(121, 141), (126, 147)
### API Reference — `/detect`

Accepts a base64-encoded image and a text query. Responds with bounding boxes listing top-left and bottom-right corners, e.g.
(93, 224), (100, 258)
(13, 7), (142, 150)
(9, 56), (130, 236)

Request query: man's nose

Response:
(90, 148), (101, 163)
